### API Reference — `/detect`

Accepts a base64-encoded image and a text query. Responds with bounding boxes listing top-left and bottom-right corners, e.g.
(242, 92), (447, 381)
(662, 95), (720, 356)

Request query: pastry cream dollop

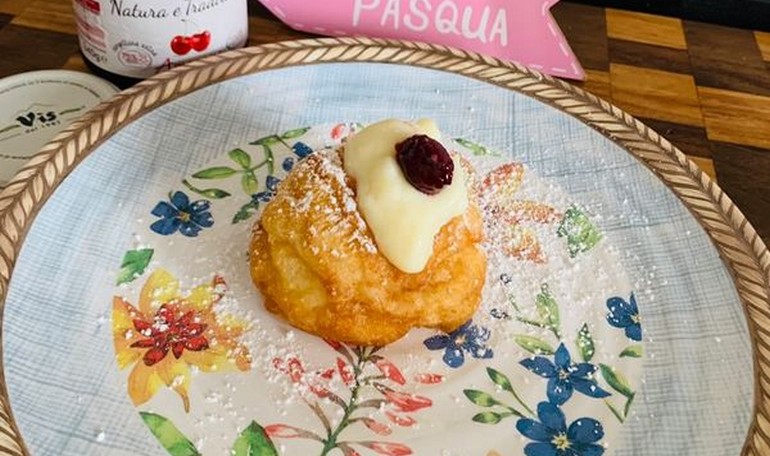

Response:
(343, 119), (469, 273)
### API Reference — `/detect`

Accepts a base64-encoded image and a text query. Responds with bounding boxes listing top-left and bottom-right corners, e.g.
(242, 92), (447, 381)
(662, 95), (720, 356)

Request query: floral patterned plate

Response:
(109, 121), (642, 456)
(0, 39), (766, 456)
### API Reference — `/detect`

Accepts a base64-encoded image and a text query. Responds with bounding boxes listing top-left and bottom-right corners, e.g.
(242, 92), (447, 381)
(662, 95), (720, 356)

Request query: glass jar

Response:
(73, 0), (248, 88)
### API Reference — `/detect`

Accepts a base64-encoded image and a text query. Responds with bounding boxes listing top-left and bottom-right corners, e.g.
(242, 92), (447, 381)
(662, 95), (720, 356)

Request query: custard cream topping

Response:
(343, 119), (468, 273)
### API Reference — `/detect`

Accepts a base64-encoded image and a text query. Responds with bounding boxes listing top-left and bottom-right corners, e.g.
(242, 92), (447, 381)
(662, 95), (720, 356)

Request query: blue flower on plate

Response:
(282, 157), (295, 172)
(517, 401), (605, 456)
(520, 343), (610, 405)
(150, 191), (213, 237)
(252, 176), (281, 203)
(292, 142), (313, 158)
(606, 294), (641, 341)
(423, 320), (493, 368)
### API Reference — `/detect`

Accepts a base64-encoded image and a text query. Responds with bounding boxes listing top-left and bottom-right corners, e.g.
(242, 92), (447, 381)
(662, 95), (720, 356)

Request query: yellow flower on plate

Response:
(112, 269), (251, 412)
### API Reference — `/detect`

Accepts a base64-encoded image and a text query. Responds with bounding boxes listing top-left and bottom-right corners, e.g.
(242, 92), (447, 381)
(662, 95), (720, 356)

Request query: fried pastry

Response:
(249, 120), (486, 345)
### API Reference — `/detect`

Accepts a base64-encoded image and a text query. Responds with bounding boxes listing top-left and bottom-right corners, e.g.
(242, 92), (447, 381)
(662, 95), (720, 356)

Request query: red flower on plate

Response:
(385, 410), (417, 427)
(112, 269), (250, 412)
(267, 345), (438, 455)
(331, 123), (349, 141)
(264, 424), (305, 438)
(375, 383), (432, 412)
(361, 418), (392, 436)
(375, 358), (406, 385)
(264, 423), (322, 441)
(358, 441), (413, 456)
(129, 303), (209, 366)
(413, 373), (444, 384)
(337, 357), (356, 386)
(273, 356), (333, 399)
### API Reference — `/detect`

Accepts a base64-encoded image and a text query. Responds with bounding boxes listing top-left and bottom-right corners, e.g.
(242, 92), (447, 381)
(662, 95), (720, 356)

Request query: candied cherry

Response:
(395, 135), (454, 195)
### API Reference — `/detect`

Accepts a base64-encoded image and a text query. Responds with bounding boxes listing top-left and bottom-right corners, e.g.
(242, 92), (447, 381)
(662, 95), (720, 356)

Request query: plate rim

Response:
(0, 37), (768, 456)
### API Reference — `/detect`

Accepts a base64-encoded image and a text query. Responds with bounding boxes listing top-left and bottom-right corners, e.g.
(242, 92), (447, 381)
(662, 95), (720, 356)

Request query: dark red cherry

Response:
(395, 135), (454, 195)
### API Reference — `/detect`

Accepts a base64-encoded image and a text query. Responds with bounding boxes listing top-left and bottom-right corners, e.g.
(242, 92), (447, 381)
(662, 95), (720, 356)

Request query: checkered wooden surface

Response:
(0, 0), (768, 244)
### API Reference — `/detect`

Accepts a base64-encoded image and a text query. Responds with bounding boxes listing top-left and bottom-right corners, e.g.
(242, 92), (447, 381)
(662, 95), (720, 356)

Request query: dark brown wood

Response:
(639, 118), (713, 158)
(247, 16), (313, 46)
(247, 0), (277, 19)
(246, 0), (315, 44)
(712, 142), (770, 245)
(0, 14), (10, 30)
(564, 0), (770, 33)
(608, 38), (692, 75)
(552, 2), (609, 71)
(0, 25), (77, 78)
(684, 20), (770, 96)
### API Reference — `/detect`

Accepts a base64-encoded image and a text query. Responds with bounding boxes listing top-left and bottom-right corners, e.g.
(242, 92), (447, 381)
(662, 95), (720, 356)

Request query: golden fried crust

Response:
(249, 149), (486, 346)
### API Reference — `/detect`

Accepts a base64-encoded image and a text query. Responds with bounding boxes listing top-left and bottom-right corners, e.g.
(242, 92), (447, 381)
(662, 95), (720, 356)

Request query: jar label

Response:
(74, 0), (248, 79)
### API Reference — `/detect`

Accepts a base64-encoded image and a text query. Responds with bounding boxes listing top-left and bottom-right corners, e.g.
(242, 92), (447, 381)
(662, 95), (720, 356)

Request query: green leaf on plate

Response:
(228, 148), (252, 169)
(241, 173), (260, 195)
(232, 421), (278, 456)
(232, 210), (253, 224)
(116, 249), (153, 285)
(535, 284), (560, 334)
(140, 412), (200, 456)
(281, 127), (311, 139)
(486, 367), (515, 393)
(261, 144), (275, 176)
(463, 389), (502, 407)
(513, 335), (555, 355)
(181, 179), (231, 199)
(620, 345), (643, 358)
(232, 200), (259, 224)
(624, 392), (636, 417)
(486, 367), (534, 416)
(515, 316), (548, 329)
(251, 135), (281, 146)
(557, 205), (603, 258)
(599, 364), (634, 398)
(454, 137), (493, 156)
(200, 188), (231, 199)
(577, 323), (595, 362)
(192, 166), (238, 179)
(604, 400), (625, 423)
(472, 411), (504, 425)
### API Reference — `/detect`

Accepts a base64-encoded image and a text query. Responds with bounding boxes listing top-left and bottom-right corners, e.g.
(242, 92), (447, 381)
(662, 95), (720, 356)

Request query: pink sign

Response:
(258, 0), (584, 80)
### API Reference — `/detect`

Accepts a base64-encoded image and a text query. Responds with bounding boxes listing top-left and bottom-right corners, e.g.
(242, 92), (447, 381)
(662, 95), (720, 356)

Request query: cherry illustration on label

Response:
(191, 31), (211, 52)
(170, 35), (192, 55)
(170, 31), (211, 56)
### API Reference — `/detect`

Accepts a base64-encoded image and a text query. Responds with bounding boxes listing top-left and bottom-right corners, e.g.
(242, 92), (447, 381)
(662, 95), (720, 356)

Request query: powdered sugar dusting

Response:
(283, 148), (378, 256)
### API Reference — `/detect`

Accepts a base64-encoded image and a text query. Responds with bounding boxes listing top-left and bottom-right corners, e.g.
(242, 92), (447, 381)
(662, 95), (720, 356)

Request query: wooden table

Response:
(1, 0), (769, 245)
